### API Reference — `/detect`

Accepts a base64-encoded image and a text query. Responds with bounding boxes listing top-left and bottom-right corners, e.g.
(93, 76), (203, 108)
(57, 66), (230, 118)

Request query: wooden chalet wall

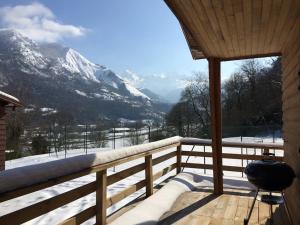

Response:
(281, 21), (300, 225)
(0, 106), (5, 171)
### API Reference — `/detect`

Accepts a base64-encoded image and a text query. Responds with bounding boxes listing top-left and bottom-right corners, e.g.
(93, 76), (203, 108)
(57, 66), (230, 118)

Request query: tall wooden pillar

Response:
(208, 58), (223, 195)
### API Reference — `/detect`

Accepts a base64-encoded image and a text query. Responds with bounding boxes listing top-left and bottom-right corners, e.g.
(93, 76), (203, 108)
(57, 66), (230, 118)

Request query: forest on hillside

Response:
(166, 58), (282, 138)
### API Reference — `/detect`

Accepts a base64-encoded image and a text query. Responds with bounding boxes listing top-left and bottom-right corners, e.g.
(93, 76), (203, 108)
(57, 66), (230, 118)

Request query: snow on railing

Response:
(0, 136), (181, 194)
(0, 136), (284, 225)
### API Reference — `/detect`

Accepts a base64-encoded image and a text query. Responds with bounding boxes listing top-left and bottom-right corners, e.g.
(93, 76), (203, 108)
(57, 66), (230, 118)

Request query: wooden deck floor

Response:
(159, 188), (286, 225)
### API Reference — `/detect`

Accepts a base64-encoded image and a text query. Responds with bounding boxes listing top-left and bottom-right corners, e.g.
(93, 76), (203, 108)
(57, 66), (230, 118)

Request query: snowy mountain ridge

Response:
(0, 28), (148, 100)
(0, 29), (170, 123)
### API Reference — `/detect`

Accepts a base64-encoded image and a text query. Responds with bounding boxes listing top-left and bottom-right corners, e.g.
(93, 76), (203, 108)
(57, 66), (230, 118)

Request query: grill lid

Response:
(245, 159), (295, 191)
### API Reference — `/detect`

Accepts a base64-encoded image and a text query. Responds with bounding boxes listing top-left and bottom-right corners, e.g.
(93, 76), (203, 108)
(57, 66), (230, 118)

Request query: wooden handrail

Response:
(0, 137), (284, 225)
(181, 137), (284, 150)
(0, 140), (180, 202)
(181, 151), (283, 161)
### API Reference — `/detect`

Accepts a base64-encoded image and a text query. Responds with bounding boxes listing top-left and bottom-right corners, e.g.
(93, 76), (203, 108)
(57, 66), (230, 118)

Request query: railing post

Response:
(145, 155), (153, 197)
(96, 169), (107, 225)
(176, 145), (182, 174)
(203, 145), (206, 174)
(264, 147), (269, 154)
(148, 126), (151, 142)
(64, 125), (67, 159)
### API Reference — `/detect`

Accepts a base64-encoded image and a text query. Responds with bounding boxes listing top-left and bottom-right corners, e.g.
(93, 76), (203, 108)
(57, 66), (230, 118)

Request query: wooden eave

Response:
(165, 0), (300, 61)
(0, 93), (22, 108)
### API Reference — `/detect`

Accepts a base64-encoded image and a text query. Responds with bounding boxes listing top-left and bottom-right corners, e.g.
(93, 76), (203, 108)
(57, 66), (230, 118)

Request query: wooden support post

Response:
(96, 169), (107, 225)
(208, 57), (223, 195)
(176, 145), (181, 174)
(145, 155), (153, 197)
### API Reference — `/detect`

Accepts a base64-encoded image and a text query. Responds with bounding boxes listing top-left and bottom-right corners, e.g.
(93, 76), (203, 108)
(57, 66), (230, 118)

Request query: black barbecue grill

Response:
(244, 153), (296, 225)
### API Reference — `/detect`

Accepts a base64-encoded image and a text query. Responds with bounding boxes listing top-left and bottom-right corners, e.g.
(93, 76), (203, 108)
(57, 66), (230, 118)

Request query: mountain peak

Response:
(0, 28), (36, 46)
(0, 29), (151, 100)
(0, 28), (170, 122)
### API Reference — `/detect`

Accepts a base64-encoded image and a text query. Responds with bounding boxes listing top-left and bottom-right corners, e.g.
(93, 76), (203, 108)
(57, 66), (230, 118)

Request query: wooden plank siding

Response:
(281, 16), (300, 225)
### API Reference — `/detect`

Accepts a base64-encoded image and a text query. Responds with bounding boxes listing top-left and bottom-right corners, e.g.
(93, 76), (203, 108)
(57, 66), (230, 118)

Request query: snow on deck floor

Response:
(1, 137), (283, 225)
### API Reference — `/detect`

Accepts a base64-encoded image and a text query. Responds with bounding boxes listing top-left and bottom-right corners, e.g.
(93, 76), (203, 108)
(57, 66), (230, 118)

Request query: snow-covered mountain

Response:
(0, 29), (167, 124)
(121, 70), (144, 88)
(138, 88), (168, 103)
(120, 69), (183, 103)
(0, 29), (148, 99)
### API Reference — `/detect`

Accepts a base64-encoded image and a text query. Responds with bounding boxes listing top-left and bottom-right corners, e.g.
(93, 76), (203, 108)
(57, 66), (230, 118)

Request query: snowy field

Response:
(1, 136), (283, 225)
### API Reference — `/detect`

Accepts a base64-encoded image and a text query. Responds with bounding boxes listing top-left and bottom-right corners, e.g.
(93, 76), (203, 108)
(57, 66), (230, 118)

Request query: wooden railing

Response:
(0, 137), (284, 225)
(180, 138), (284, 175)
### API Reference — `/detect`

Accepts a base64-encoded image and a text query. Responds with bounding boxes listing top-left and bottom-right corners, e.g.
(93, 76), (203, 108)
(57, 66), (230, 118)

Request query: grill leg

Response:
(244, 189), (259, 225)
(269, 192), (273, 224)
(282, 191), (294, 225)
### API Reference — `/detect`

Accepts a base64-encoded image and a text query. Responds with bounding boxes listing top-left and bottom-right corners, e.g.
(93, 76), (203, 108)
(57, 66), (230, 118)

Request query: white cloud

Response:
(0, 3), (87, 42)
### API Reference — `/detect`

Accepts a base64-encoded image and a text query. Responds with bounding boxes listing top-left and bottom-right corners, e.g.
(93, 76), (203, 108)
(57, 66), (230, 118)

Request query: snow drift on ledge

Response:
(0, 136), (181, 193)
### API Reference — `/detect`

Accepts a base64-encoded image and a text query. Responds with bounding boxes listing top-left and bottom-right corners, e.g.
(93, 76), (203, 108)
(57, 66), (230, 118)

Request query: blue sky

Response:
(0, 0), (264, 95)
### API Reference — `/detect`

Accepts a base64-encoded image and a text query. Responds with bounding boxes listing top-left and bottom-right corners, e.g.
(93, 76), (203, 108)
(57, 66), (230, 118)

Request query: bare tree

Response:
(166, 72), (211, 137)
(181, 72), (210, 135)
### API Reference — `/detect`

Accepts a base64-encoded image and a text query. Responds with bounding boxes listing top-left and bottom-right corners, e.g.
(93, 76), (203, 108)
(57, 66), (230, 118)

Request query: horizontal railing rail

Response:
(0, 136), (284, 225)
(180, 137), (284, 176)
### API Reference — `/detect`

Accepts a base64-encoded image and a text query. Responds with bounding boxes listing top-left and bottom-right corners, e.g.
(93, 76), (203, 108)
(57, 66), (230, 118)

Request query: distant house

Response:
(0, 91), (22, 170)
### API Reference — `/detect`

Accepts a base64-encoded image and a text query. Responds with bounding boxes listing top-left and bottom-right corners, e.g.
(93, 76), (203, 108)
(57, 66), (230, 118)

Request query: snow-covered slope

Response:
(121, 70), (144, 87)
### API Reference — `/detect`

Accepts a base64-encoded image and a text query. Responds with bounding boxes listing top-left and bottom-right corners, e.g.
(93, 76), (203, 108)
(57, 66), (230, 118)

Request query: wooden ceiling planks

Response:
(259, 0), (272, 54)
(242, 0), (252, 56)
(251, 0), (262, 55)
(263, 0), (282, 53)
(224, 0), (240, 57)
(165, 0), (299, 60)
(176, 0), (214, 56)
(270, 0), (291, 52)
(181, 25), (206, 59)
(212, 0), (235, 57)
(167, 0), (211, 58)
(232, 0), (246, 57)
(201, 0), (228, 57)
(190, 0), (224, 57)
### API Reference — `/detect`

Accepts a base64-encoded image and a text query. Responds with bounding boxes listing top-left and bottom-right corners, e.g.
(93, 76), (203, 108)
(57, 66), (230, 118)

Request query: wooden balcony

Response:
(109, 185), (286, 225)
(0, 137), (285, 225)
(158, 188), (285, 225)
